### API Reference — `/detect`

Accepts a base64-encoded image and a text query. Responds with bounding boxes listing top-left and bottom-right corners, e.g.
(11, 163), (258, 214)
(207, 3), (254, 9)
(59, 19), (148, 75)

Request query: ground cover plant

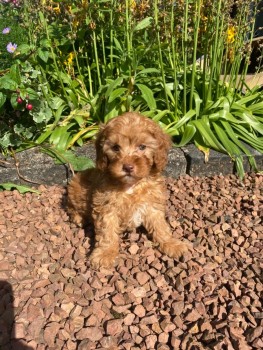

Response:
(0, 0), (263, 178)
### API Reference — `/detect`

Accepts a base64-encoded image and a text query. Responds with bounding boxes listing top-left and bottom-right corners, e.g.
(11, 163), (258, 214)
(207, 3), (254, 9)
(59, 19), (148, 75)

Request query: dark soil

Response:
(0, 173), (262, 350)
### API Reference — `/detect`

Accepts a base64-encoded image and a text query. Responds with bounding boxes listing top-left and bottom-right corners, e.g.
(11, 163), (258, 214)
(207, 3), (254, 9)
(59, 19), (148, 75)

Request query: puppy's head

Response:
(95, 112), (171, 185)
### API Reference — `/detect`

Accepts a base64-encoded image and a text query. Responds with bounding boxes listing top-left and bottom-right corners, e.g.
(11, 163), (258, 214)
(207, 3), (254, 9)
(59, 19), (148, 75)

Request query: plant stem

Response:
(236, 2), (257, 93)
(125, 0), (132, 78)
(206, 0), (222, 106)
(92, 31), (102, 88)
(182, 0), (189, 114)
(23, 0), (34, 45)
(110, 1), (114, 76)
(190, 0), (201, 110)
(69, 23), (83, 81)
(170, 1), (178, 117)
(39, 11), (68, 102)
(154, 0), (169, 109)
(214, 10), (226, 100)
(101, 28), (106, 69)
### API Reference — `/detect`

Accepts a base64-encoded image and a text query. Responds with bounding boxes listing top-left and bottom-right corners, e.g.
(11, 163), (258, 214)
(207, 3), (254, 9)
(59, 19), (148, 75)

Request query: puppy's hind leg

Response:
(144, 210), (189, 259)
(90, 213), (121, 269)
(67, 170), (92, 227)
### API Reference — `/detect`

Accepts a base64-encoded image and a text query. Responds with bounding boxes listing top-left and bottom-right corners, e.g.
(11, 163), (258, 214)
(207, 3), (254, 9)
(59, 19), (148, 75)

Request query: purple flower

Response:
(2, 27), (11, 34)
(1, 0), (20, 6)
(6, 42), (17, 53)
(12, 0), (20, 6)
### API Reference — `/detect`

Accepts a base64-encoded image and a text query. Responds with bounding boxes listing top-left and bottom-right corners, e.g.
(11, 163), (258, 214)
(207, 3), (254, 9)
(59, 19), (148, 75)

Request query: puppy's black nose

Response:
(123, 164), (134, 174)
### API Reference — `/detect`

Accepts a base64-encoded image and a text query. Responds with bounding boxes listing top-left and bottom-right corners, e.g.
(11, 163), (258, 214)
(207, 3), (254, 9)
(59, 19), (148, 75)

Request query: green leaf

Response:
(9, 64), (21, 84)
(66, 126), (99, 149)
(136, 68), (160, 76)
(38, 11), (45, 24)
(238, 112), (263, 135)
(113, 37), (123, 53)
(172, 124), (196, 145)
(59, 151), (94, 171)
(232, 124), (263, 151)
(54, 105), (67, 124)
(0, 183), (40, 194)
(25, 88), (39, 100)
(213, 122), (241, 157)
(234, 93), (260, 106)
(57, 132), (71, 151)
(35, 129), (53, 144)
(221, 121), (258, 171)
(65, 89), (78, 108)
(105, 77), (124, 99)
(167, 109), (196, 130)
(235, 157), (245, 179)
(133, 17), (153, 32)
(32, 105), (53, 123)
(49, 96), (67, 110)
(40, 38), (51, 48)
(193, 92), (202, 117)
(0, 92), (6, 109)
(104, 105), (122, 123)
(37, 48), (49, 63)
(192, 118), (226, 153)
(151, 110), (171, 122)
(108, 88), (127, 103)
(17, 44), (31, 54)
(220, 112), (244, 124)
(248, 101), (263, 114)
(49, 126), (70, 150)
(212, 122), (245, 178)
(136, 83), (156, 110)
(41, 149), (94, 171)
(82, 129), (99, 140)
(164, 84), (175, 104)
(0, 76), (18, 90)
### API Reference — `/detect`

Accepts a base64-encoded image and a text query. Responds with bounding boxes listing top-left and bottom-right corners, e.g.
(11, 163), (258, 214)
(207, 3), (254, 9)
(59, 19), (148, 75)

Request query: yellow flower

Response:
(64, 52), (75, 66)
(82, 0), (88, 9)
(138, 0), (150, 16)
(53, 3), (60, 14)
(227, 25), (236, 44)
(72, 17), (80, 29)
(130, 0), (136, 10)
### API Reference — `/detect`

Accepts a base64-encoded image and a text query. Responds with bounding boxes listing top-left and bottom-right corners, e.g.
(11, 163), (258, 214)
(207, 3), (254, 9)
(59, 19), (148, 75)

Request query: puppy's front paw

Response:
(90, 247), (118, 269)
(159, 239), (189, 259)
(68, 210), (85, 227)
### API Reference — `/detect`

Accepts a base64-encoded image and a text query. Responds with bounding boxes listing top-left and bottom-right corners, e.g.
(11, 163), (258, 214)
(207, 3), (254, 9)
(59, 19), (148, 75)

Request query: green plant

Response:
(0, 182), (40, 194)
(0, 0), (28, 69)
(0, 61), (53, 150)
(1, 0), (263, 178)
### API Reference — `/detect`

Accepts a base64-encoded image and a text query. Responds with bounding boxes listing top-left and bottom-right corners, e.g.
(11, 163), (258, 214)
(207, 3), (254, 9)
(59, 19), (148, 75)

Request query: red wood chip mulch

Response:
(0, 173), (262, 350)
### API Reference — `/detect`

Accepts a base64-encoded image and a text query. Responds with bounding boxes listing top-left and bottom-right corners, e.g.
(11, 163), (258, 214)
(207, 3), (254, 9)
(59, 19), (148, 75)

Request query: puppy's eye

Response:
(112, 144), (120, 152)
(138, 144), (146, 151)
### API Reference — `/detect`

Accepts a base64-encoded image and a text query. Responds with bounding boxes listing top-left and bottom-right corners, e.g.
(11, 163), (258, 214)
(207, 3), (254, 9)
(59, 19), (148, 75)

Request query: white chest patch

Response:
(130, 204), (147, 227)
(125, 186), (135, 194)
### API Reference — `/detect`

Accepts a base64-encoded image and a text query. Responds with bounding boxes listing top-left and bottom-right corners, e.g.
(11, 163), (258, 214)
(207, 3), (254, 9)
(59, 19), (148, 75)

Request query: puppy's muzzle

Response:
(122, 163), (134, 174)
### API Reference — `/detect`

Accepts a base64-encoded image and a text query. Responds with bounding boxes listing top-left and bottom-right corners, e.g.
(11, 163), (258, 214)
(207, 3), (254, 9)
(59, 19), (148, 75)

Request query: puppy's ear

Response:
(153, 128), (171, 173)
(95, 124), (108, 170)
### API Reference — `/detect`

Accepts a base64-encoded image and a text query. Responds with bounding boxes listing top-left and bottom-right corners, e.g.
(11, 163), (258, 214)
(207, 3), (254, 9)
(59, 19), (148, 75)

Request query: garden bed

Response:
(0, 173), (262, 349)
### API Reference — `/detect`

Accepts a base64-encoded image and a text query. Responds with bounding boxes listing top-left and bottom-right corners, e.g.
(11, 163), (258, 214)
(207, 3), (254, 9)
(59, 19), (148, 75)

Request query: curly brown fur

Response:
(67, 112), (188, 269)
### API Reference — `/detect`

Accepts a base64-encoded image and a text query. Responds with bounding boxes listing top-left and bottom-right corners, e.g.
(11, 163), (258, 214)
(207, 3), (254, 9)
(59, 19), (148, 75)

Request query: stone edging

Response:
(0, 144), (262, 186)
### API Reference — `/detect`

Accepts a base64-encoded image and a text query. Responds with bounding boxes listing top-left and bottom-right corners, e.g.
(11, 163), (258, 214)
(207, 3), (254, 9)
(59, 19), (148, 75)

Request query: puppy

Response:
(67, 112), (188, 268)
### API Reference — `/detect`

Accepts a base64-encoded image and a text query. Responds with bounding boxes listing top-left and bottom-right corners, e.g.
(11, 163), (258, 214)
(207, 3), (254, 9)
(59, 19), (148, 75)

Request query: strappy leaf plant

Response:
(1, 0), (263, 177)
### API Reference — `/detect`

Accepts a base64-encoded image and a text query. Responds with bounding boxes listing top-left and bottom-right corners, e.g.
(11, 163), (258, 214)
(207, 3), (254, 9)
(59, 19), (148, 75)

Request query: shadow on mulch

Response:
(0, 281), (34, 350)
